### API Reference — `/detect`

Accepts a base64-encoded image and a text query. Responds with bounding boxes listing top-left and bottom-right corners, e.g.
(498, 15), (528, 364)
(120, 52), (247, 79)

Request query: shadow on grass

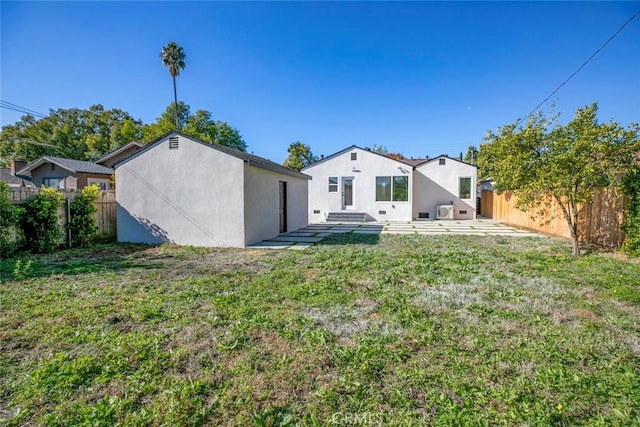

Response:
(0, 243), (163, 281)
(315, 232), (381, 246)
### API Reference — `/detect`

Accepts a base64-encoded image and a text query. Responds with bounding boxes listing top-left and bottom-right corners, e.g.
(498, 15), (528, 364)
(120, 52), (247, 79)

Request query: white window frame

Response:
(328, 177), (338, 192)
(375, 175), (409, 202)
(459, 176), (473, 200)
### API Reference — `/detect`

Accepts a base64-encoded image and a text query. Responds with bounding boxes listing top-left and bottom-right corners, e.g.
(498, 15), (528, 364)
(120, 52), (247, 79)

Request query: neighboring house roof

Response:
(302, 146), (477, 170)
(95, 141), (144, 165)
(302, 145), (417, 171)
(400, 158), (429, 167)
(114, 131), (311, 180)
(0, 168), (35, 188)
(17, 156), (114, 175)
(413, 155), (478, 168)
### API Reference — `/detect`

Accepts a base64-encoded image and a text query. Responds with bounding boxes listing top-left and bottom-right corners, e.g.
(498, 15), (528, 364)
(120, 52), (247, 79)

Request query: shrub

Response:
(622, 165), (640, 257)
(0, 182), (20, 257)
(22, 187), (64, 253)
(69, 185), (100, 247)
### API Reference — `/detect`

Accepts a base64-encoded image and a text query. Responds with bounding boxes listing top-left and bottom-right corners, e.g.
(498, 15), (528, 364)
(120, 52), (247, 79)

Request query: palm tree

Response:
(160, 42), (186, 130)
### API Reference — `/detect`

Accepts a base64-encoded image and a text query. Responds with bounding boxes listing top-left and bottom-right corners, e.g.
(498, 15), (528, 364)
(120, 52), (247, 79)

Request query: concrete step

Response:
(326, 212), (367, 222)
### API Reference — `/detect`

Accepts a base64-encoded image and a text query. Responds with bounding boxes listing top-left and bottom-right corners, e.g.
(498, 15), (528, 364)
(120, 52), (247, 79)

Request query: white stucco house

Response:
(302, 146), (477, 222)
(114, 131), (310, 247)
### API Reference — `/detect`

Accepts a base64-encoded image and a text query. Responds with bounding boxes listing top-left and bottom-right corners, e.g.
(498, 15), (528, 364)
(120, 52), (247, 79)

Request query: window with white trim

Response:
(328, 177), (338, 192)
(376, 176), (408, 202)
(459, 177), (472, 199)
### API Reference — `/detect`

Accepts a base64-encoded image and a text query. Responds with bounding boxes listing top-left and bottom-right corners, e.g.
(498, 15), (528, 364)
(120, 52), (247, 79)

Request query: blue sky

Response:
(1, 1), (639, 163)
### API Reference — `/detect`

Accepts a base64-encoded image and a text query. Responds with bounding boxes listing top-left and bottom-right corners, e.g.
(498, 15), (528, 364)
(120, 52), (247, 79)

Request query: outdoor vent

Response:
(51, 164), (56, 170)
(418, 212), (429, 219)
(351, 152), (357, 161)
(439, 158), (446, 165)
(460, 210), (467, 215)
(169, 136), (179, 149)
(313, 210), (320, 214)
(378, 210), (386, 215)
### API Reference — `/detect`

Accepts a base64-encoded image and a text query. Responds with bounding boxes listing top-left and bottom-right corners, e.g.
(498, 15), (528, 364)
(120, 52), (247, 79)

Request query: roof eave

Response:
(17, 157), (77, 175)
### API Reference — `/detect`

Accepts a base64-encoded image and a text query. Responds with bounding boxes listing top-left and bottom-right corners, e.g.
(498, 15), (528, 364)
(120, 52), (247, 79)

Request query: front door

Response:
(279, 181), (287, 233)
(342, 177), (354, 210)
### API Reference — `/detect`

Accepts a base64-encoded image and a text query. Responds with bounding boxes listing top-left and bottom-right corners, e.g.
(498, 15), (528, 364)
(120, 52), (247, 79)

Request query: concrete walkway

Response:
(249, 218), (543, 249)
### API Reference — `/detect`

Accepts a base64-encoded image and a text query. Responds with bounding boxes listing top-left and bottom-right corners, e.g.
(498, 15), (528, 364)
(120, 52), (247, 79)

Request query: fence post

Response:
(66, 197), (72, 248)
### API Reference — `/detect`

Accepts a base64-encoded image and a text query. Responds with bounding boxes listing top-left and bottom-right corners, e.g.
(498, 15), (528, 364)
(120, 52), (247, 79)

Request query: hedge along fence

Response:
(7, 188), (117, 246)
(481, 188), (626, 249)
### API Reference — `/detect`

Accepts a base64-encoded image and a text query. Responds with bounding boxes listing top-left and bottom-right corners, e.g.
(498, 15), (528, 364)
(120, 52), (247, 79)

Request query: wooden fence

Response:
(8, 189), (117, 243)
(481, 189), (626, 248)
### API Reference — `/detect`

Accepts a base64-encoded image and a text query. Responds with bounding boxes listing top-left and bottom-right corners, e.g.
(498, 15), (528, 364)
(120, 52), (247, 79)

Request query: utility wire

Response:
(516, 7), (640, 127)
(0, 100), (47, 117)
(0, 100), (47, 118)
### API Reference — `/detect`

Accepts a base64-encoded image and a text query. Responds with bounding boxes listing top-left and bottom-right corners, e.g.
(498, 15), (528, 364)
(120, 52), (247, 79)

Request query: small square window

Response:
(439, 158), (446, 165)
(351, 152), (357, 161)
(328, 177), (338, 192)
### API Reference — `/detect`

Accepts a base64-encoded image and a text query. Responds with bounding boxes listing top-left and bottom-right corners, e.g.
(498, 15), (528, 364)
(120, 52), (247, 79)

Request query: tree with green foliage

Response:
(141, 102), (191, 141)
(0, 182), (21, 257)
(463, 145), (478, 166)
(369, 145), (388, 155)
(479, 103), (639, 256)
(21, 187), (65, 253)
(0, 102), (247, 164)
(142, 102), (247, 151)
(160, 41), (186, 130)
(0, 105), (143, 164)
(283, 142), (318, 171)
(622, 165), (640, 257)
(69, 185), (100, 247)
(364, 145), (405, 160)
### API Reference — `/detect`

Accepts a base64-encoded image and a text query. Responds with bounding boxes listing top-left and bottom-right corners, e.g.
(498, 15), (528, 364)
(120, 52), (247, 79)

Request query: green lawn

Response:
(1, 235), (639, 426)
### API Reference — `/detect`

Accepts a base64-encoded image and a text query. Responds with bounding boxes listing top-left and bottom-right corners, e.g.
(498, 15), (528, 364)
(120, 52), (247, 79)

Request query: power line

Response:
(516, 7), (640, 127)
(0, 100), (47, 118)
(0, 100), (47, 117)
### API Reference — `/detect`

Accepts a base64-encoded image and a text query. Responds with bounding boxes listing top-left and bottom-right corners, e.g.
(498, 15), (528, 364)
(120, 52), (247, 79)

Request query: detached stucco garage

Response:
(114, 131), (310, 247)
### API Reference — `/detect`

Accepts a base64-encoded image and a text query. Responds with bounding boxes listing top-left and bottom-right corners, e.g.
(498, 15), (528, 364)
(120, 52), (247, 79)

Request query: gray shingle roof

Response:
(208, 139), (311, 179)
(18, 156), (114, 175)
(115, 131), (310, 180)
(95, 141), (144, 165)
(0, 168), (35, 187)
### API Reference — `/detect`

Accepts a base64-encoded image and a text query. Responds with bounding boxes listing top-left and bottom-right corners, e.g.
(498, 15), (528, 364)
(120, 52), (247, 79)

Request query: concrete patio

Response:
(249, 218), (543, 249)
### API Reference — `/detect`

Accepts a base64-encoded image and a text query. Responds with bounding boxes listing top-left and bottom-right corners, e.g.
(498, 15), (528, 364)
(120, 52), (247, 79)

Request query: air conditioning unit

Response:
(436, 205), (454, 220)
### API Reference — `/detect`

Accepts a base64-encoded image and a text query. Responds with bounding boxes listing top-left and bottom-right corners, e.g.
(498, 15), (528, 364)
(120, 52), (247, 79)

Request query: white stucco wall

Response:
(243, 166), (308, 245)
(116, 134), (246, 247)
(304, 147), (413, 222)
(413, 157), (477, 220)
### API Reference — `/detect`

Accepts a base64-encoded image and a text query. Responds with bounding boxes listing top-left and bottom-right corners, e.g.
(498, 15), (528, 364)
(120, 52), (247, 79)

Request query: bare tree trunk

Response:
(172, 76), (179, 130)
(570, 200), (580, 257)
(555, 195), (581, 257)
